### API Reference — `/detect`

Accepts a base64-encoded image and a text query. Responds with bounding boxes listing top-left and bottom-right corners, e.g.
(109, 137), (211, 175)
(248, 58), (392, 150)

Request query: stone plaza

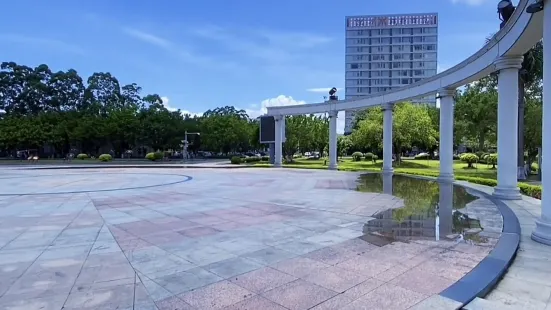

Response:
(0, 166), (525, 310)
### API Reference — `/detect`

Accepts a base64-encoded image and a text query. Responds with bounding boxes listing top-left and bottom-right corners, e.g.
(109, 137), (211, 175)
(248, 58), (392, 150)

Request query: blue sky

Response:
(1, 0), (502, 132)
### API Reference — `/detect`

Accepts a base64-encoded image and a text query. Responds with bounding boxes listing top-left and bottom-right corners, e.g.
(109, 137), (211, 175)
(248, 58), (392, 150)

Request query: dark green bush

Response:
(76, 153), (88, 160)
(261, 156), (269, 161)
(352, 152), (363, 162)
(372, 154), (379, 162)
(230, 156), (242, 164)
(154, 152), (164, 160)
(243, 157), (261, 163)
(98, 154), (112, 162)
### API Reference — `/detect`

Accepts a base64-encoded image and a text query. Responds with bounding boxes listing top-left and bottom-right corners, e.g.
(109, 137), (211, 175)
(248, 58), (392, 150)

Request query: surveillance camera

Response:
(526, 0), (543, 13)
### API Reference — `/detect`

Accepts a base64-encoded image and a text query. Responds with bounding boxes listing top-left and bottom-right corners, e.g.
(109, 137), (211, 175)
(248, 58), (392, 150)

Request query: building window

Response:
(350, 63), (359, 69)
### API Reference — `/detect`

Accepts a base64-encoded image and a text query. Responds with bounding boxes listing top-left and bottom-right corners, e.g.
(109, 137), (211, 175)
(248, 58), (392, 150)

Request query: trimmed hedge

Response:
(230, 156), (242, 164)
(395, 168), (541, 200)
(351, 152), (363, 162)
(76, 153), (88, 160)
(243, 157), (261, 163)
(145, 152), (156, 161)
(98, 154), (112, 162)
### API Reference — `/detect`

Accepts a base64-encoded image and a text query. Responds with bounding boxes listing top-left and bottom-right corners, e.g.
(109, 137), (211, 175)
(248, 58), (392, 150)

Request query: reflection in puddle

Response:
(357, 173), (486, 245)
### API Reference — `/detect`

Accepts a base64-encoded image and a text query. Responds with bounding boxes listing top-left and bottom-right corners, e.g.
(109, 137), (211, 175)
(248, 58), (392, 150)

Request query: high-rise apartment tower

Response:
(344, 13), (438, 134)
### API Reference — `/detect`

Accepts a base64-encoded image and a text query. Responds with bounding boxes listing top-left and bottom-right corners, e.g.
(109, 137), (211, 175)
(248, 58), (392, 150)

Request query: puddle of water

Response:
(356, 173), (486, 244)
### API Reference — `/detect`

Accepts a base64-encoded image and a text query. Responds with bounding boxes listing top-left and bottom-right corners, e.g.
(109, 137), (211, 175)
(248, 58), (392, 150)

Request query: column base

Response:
(328, 164), (338, 170)
(492, 186), (522, 200)
(437, 174), (454, 183)
(382, 168), (394, 174)
(273, 162), (282, 168)
(532, 217), (551, 246)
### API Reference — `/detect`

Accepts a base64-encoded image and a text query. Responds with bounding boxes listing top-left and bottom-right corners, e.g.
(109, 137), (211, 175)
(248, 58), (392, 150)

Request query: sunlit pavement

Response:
(0, 168), (500, 310)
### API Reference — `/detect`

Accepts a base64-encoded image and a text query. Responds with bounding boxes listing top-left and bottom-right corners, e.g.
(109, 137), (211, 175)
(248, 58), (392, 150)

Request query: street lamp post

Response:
(182, 131), (200, 162)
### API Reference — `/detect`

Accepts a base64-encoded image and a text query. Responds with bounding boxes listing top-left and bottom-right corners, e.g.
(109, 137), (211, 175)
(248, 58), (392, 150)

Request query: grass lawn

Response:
(254, 158), (498, 179)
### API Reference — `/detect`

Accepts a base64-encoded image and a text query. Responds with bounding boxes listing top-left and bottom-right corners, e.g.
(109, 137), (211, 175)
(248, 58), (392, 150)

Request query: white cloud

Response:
(244, 95), (345, 134)
(122, 28), (172, 49)
(0, 34), (85, 55)
(306, 87), (343, 93)
(160, 96), (202, 117)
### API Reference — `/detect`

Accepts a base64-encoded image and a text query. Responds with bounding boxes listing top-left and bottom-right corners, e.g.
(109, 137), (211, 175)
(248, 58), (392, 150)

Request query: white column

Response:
(328, 110), (338, 170)
(532, 2), (551, 245)
(274, 115), (283, 167)
(382, 103), (394, 173)
(492, 56), (523, 200)
(438, 88), (455, 183)
(382, 173), (393, 195)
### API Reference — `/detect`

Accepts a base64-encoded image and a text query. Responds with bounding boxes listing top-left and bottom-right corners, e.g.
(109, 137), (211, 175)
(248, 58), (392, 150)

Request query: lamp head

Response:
(329, 87), (337, 96)
(497, 0), (515, 22)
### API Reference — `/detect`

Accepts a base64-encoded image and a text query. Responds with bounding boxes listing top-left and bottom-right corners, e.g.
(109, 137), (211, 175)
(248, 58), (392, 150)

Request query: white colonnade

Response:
(532, 1), (551, 245)
(492, 56), (524, 200)
(274, 115), (283, 167)
(438, 88), (456, 183)
(382, 103), (394, 174)
(328, 110), (338, 170)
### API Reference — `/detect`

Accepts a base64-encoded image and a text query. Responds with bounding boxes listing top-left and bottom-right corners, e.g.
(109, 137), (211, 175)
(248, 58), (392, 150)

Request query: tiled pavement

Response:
(0, 168), (498, 309)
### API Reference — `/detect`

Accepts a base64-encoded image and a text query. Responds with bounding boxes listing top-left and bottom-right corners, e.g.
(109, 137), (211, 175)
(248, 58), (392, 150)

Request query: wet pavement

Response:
(0, 168), (501, 309)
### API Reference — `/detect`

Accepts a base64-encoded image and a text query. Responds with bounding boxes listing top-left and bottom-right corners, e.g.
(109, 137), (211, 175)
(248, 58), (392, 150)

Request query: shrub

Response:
(460, 153), (479, 168)
(261, 156), (269, 161)
(414, 153), (430, 160)
(98, 154), (112, 162)
(76, 153), (88, 160)
(487, 153), (498, 169)
(364, 152), (375, 161)
(396, 168), (541, 199)
(372, 154), (379, 162)
(352, 152), (363, 162)
(475, 151), (485, 160)
(145, 152), (156, 161)
(154, 152), (164, 160)
(230, 156), (242, 164)
(243, 157), (261, 163)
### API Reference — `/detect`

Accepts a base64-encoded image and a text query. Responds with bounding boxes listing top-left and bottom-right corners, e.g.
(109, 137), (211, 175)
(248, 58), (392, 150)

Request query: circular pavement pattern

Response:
(0, 167), (503, 309)
(0, 172), (192, 195)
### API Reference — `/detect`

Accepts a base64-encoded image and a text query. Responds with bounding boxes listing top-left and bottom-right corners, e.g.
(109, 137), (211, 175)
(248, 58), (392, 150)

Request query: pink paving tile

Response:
(232, 216), (272, 225)
(182, 214), (228, 226)
(331, 238), (377, 256)
(341, 283), (427, 310)
(259, 214), (291, 222)
(335, 253), (395, 277)
(310, 294), (354, 310)
(389, 268), (456, 295)
(271, 257), (329, 277)
(215, 221), (248, 231)
(415, 258), (472, 281)
(436, 250), (486, 268)
(179, 280), (255, 310)
(302, 266), (367, 293)
(178, 226), (221, 238)
(262, 279), (338, 310)
(157, 295), (196, 310)
(140, 231), (187, 245)
(118, 238), (152, 252)
(109, 226), (139, 241)
(303, 246), (355, 266)
(222, 295), (287, 310)
(341, 278), (385, 301)
(373, 264), (412, 282)
(230, 267), (297, 293)
(149, 218), (202, 231)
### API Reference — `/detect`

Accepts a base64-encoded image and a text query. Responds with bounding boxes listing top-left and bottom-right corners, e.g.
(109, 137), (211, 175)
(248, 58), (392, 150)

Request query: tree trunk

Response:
(517, 75), (527, 180)
(477, 131), (485, 151)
